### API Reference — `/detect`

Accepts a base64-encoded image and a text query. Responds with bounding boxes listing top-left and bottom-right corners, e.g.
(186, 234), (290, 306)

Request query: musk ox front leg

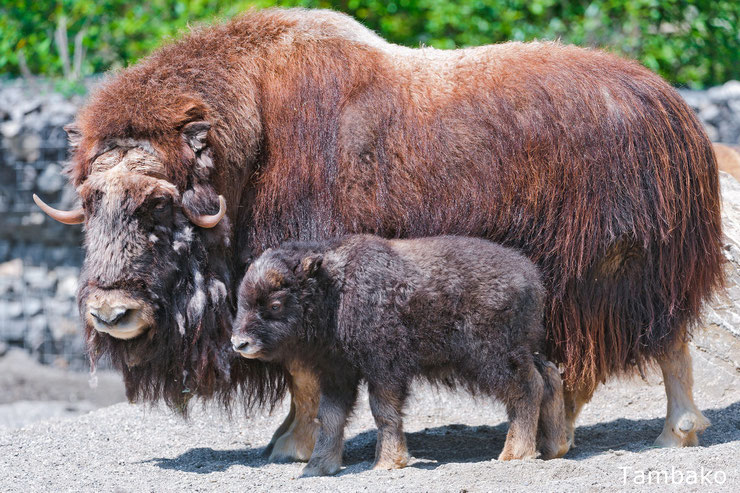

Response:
(368, 382), (410, 470)
(563, 385), (595, 449)
(301, 374), (359, 477)
(268, 364), (320, 462)
(655, 340), (710, 447)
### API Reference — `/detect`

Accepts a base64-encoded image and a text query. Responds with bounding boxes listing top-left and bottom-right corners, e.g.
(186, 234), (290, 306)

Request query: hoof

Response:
(539, 440), (569, 460)
(372, 453), (409, 470)
(498, 448), (536, 461)
(300, 461), (341, 477)
(654, 412), (710, 448)
(268, 430), (314, 463)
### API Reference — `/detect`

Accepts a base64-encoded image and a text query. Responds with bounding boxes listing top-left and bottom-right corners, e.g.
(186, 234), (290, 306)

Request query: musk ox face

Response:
(232, 250), (323, 361)
(36, 123), (227, 343)
(31, 121), (265, 410)
(76, 145), (227, 346)
(76, 147), (181, 340)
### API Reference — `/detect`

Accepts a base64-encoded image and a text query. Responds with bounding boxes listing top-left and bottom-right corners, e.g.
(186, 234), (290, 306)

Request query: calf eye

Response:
(270, 301), (281, 311)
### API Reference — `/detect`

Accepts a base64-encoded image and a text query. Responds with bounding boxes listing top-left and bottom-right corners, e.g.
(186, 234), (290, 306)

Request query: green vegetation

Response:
(1, 1), (738, 88)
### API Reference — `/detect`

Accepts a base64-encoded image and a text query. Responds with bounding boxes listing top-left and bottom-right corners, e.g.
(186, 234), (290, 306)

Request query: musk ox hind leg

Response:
(268, 364), (320, 463)
(498, 362), (544, 461)
(655, 339), (710, 447)
(534, 356), (569, 459)
(368, 382), (410, 470)
(301, 373), (360, 477)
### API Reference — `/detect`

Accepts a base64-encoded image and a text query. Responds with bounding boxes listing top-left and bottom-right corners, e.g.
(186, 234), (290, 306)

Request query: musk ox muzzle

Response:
(84, 288), (154, 339)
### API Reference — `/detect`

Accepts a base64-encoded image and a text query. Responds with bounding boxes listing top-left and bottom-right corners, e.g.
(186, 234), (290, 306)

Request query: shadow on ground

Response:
(146, 401), (740, 475)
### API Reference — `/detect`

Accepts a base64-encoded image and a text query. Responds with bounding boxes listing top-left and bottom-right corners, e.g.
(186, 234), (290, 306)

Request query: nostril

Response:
(236, 340), (250, 351)
(90, 307), (131, 326)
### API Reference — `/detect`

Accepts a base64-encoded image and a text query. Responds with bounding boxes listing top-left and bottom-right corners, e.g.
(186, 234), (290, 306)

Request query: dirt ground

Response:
(0, 349), (125, 430)
(0, 325), (738, 492)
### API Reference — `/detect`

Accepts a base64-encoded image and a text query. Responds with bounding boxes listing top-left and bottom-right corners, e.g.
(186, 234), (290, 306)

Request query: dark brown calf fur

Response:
(57, 8), (721, 447)
(233, 235), (568, 475)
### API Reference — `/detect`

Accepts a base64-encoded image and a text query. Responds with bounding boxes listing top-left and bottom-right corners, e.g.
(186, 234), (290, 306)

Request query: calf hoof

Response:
(300, 459), (341, 477)
(372, 452), (410, 470)
(268, 430), (315, 463)
(654, 412), (710, 448)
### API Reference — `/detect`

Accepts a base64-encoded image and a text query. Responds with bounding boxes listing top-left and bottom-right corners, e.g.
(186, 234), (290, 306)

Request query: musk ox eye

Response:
(270, 301), (281, 311)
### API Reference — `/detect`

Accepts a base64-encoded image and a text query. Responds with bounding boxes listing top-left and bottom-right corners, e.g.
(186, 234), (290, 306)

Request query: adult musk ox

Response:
(35, 8), (723, 458)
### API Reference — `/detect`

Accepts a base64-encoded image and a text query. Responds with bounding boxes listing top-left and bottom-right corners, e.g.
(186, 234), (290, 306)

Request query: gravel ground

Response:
(1, 326), (738, 492)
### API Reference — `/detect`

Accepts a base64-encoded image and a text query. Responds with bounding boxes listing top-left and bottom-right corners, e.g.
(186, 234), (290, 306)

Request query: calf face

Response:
(232, 250), (323, 360)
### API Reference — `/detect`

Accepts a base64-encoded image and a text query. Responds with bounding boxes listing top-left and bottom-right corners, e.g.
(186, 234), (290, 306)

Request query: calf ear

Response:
(64, 123), (82, 150)
(300, 254), (323, 277)
(182, 121), (211, 152)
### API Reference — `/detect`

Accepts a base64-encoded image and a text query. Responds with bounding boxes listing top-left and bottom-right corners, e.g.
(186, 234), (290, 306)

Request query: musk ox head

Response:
(34, 97), (283, 411)
(232, 246), (325, 362)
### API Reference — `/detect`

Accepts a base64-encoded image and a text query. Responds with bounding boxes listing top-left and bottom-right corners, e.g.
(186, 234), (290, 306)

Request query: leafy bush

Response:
(1, 1), (738, 88)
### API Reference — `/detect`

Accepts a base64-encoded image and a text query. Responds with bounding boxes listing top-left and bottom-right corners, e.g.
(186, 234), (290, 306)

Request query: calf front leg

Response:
(655, 339), (710, 447)
(301, 374), (359, 477)
(268, 363), (320, 462)
(368, 382), (410, 470)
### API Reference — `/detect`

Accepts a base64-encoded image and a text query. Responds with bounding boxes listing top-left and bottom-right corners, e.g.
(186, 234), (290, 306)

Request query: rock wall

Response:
(1, 78), (740, 367)
(0, 80), (86, 367)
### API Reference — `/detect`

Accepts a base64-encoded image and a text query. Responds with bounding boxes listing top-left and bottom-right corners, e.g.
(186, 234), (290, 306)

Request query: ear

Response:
(182, 121), (211, 152)
(64, 123), (82, 150)
(300, 254), (323, 278)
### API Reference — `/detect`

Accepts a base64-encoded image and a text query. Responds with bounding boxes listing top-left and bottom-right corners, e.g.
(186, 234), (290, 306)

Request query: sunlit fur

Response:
(67, 8), (723, 411)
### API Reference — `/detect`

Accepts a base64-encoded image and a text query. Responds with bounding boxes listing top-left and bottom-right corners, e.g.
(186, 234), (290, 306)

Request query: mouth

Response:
(94, 324), (148, 340)
(236, 346), (264, 359)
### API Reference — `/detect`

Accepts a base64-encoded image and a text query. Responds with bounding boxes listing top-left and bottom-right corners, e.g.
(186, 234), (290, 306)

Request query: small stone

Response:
(698, 104), (721, 123)
(24, 266), (56, 291)
(37, 164), (64, 194)
(1, 301), (24, 319)
(0, 259), (23, 277)
(23, 298), (43, 317)
(0, 120), (21, 138)
(703, 123), (719, 142)
(56, 274), (78, 299)
(708, 80), (740, 103)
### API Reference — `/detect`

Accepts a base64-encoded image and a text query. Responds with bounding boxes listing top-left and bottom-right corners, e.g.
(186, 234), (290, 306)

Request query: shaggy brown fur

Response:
(62, 9), (721, 428)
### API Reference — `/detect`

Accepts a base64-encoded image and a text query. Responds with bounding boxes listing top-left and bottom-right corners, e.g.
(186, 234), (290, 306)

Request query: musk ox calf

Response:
(232, 235), (568, 476)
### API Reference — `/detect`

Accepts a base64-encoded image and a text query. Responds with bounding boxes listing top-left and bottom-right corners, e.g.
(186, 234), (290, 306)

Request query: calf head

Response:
(233, 247), (324, 361)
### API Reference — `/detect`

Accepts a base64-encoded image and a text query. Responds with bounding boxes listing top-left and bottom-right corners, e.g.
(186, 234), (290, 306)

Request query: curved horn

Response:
(187, 195), (226, 228)
(33, 194), (84, 225)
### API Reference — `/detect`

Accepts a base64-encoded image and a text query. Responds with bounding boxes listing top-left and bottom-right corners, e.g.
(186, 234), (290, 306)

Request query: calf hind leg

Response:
(655, 340), (710, 447)
(499, 363), (544, 461)
(368, 382), (410, 470)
